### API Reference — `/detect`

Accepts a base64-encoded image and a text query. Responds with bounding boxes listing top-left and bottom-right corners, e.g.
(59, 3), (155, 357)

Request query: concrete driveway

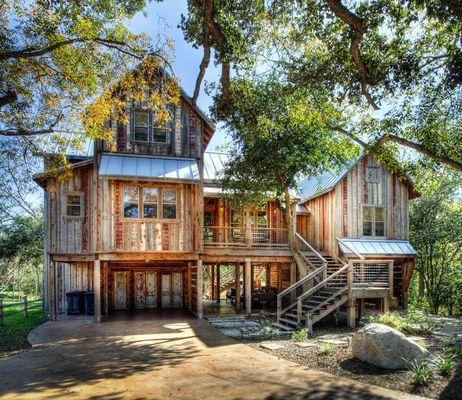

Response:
(0, 313), (424, 400)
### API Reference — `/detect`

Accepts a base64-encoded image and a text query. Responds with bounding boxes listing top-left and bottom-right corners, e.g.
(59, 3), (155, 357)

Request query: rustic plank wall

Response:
(300, 156), (410, 256)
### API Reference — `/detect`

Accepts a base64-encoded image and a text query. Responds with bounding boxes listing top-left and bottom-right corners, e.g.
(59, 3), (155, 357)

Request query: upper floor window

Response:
(133, 111), (149, 142)
(366, 166), (380, 183)
(143, 188), (158, 218)
(132, 110), (169, 144)
(66, 194), (83, 217)
(162, 189), (177, 219)
(123, 187), (139, 218)
(363, 206), (385, 237)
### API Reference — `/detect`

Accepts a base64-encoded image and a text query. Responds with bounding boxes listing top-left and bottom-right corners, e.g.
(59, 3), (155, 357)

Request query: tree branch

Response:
(324, 0), (379, 110)
(328, 125), (368, 147)
(0, 90), (17, 108)
(0, 110), (64, 137)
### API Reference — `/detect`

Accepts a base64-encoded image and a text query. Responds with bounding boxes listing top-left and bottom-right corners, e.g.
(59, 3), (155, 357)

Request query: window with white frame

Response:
(162, 189), (177, 219)
(66, 194), (82, 217)
(133, 111), (149, 142)
(123, 187), (139, 218)
(143, 188), (158, 218)
(363, 206), (385, 237)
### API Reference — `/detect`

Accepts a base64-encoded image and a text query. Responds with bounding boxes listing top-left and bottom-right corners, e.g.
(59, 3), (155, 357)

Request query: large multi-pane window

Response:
(363, 206), (385, 237)
(123, 186), (177, 220)
(123, 187), (139, 218)
(143, 188), (158, 218)
(132, 110), (169, 143)
(162, 189), (177, 219)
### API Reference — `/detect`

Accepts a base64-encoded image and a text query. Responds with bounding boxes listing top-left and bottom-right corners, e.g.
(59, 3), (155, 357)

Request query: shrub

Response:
(320, 343), (333, 355)
(407, 359), (435, 385)
(431, 355), (455, 377)
(443, 346), (462, 357)
(360, 310), (436, 335)
(291, 328), (308, 341)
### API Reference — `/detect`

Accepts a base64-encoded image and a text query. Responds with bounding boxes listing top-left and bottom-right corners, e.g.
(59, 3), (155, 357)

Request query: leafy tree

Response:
(410, 172), (462, 315)
(0, 214), (44, 296)
(218, 77), (357, 276)
(181, 0), (462, 172)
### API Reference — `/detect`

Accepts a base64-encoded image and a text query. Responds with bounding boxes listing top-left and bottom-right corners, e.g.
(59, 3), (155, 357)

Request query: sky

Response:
(128, 0), (228, 151)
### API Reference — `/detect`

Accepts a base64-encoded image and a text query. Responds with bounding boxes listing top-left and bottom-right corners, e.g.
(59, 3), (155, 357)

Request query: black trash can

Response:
(84, 291), (94, 315)
(66, 291), (84, 315)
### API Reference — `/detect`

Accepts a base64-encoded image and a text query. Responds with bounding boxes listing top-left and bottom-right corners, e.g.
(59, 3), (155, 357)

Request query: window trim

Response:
(123, 186), (140, 219)
(366, 166), (380, 183)
(65, 192), (84, 219)
(142, 187), (159, 219)
(132, 110), (150, 143)
(131, 109), (171, 144)
(161, 188), (177, 220)
(362, 205), (386, 238)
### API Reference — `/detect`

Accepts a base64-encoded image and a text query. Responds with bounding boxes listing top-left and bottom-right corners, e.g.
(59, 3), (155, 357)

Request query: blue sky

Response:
(128, 0), (228, 150)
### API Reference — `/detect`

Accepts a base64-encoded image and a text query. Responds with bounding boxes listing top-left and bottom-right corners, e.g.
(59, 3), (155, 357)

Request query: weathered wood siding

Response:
(45, 167), (93, 254)
(97, 180), (202, 252)
(299, 156), (410, 255)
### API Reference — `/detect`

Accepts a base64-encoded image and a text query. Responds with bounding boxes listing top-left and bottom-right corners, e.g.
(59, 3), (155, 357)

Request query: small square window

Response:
(162, 189), (177, 219)
(366, 167), (379, 183)
(66, 195), (82, 217)
(123, 187), (139, 218)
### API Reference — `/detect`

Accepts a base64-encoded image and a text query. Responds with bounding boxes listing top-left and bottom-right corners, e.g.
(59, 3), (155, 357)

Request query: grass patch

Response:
(291, 328), (309, 341)
(320, 343), (333, 355)
(0, 297), (47, 358)
(360, 310), (437, 335)
(407, 359), (435, 386)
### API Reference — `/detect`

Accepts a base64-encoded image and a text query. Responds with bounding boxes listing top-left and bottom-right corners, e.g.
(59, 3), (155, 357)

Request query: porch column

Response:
(211, 265), (215, 300)
(235, 263), (241, 311)
(94, 259), (101, 323)
(187, 262), (192, 309)
(49, 260), (56, 321)
(347, 298), (356, 328)
(216, 265), (221, 303)
(197, 259), (204, 319)
(290, 262), (296, 285)
(245, 258), (251, 315)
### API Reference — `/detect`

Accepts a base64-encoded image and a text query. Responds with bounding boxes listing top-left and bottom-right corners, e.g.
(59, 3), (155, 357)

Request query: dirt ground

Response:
(0, 312), (426, 400)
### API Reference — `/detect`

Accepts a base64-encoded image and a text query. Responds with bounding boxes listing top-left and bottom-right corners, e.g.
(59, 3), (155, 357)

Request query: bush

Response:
(360, 309), (437, 335)
(407, 359), (435, 385)
(320, 343), (333, 355)
(444, 346), (462, 357)
(291, 328), (308, 341)
(431, 355), (455, 377)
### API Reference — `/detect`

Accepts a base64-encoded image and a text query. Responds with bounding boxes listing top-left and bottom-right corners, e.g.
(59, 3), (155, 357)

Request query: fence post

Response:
(0, 298), (3, 327)
(24, 295), (28, 318)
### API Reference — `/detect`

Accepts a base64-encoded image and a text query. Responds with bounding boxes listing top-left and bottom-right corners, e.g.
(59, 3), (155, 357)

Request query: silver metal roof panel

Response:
(99, 154), (200, 182)
(339, 238), (417, 256)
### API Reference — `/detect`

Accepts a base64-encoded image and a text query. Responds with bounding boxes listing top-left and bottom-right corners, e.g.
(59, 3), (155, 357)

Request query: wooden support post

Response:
(235, 263), (241, 311)
(216, 265), (221, 303)
(382, 295), (390, 313)
(104, 261), (109, 317)
(290, 262), (296, 286)
(359, 299), (365, 319)
(347, 298), (356, 328)
(266, 264), (271, 289)
(211, 265), (215, 300)
(187, 262), (192, 309)
(49, 260), (56, 321)
(197, 259), (203, 319)
(94, 260), (101, 323)
(245, 258), (251, 315)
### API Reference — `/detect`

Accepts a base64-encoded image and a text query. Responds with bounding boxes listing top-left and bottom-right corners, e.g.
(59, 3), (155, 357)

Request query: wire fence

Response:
(0, 296), (44, 326)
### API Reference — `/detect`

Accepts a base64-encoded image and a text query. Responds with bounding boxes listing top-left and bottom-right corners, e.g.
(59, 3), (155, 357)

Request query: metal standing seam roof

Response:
(339, 238), (417, 256)
(98, 154), (200, 182)
(203, 151), (230, 182)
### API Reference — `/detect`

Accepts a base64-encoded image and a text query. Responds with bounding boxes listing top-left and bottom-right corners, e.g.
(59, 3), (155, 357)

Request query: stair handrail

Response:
(277, 263), (326, 318)
(336, 237), (365, 260)
(296, 233), (327, 264)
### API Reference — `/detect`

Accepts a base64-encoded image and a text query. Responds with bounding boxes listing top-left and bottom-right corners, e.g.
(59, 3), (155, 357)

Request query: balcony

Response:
(203, 226), (289, 248)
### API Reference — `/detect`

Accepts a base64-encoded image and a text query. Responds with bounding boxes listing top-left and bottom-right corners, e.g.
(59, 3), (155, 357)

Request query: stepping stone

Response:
(296, 342), (319, 349)
(260, 342), (284, 351)
(221, 329), (243, 338)
(211, 321), (258, 329)
(318, 339), (347, 345)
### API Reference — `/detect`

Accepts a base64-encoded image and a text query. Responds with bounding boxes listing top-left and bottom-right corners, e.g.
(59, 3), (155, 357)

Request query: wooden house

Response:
(34, 84), (417, 331)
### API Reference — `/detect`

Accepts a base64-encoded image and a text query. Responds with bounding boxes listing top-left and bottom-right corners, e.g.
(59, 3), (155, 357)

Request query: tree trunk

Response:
(418, 270), (425, 297)
(283, 187), (307, 279)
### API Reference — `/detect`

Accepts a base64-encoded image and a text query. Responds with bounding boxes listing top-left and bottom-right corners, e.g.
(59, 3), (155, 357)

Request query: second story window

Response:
(363, 206), (385, 237)
(133, 111), (149, 142)
(143, 188), (158, 218)
(123, 187), (139, 218)
(66, 194), (82, 217)
(162, 189), (177, 219)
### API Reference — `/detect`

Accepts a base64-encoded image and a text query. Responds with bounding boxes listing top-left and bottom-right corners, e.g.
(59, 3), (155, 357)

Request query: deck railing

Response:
(203, 226), (289, 247)
(350, 260), (394, 298)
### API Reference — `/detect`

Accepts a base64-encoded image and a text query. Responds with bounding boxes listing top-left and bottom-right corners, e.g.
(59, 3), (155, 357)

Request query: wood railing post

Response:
(388, 260), (394, 299)
(277, 296), (281, 320)
(24, 295), (28, 318)
(347, 261), (354, 294)
(297, 298), (302, 326)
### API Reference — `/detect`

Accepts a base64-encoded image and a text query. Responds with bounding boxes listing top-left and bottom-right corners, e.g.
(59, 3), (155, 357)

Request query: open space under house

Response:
(33, 80), (418, 333)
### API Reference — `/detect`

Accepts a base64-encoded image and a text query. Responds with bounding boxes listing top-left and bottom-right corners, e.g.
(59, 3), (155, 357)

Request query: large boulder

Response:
(352, 323), (429, 370)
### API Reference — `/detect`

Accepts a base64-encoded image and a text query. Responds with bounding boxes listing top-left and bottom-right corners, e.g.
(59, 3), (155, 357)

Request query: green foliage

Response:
(360, 310), (437, 335)
(291, 328), (308, 341)
(431, 355), (455, 378)
(407, 359), (435, 386)
(410, 172), (462, 315)
(320, 343), (333, 355)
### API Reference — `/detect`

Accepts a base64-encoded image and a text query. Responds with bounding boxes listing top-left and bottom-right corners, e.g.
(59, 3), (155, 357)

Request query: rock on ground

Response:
(352, 323), (429, 370)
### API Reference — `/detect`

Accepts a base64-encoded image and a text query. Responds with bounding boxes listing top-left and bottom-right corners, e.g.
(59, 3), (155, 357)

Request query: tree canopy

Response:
(182, 0), (462, 172)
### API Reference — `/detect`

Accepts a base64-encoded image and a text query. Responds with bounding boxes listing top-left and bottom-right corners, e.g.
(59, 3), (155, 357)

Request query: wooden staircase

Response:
(275, 234), (350, 333)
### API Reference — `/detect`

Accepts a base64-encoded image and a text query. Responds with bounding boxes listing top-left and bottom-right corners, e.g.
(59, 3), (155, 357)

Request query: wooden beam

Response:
(98, 252), (199, 261)
(216, 264), (221, 303)
(49, 260), (56, 321)
(197, 259), (203, 319)
(94, 260), (101, 323)
(211, 264), (215, 300)
(245, 258), (251, 315)
(187, 262), (192, 309)
(235, 263), (241, 311)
